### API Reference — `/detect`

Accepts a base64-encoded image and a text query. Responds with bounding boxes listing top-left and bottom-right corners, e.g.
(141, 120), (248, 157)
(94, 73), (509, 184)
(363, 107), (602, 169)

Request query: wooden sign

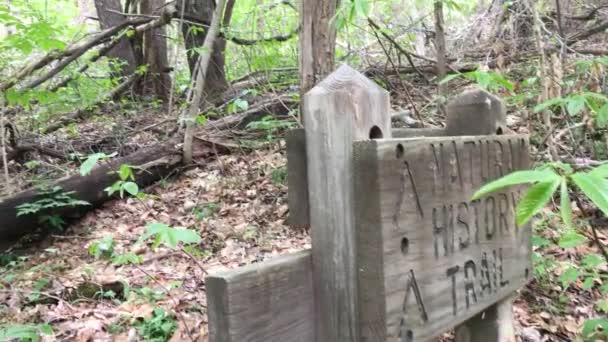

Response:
(354, 135), (532, 341)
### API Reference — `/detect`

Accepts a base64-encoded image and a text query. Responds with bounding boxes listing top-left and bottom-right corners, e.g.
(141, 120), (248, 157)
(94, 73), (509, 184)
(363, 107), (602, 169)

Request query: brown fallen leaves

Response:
(0, 144), (309, 341)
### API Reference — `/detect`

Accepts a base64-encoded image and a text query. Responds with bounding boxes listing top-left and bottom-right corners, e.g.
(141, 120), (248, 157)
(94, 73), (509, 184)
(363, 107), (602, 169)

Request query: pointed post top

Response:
(306, 64), (388, 97)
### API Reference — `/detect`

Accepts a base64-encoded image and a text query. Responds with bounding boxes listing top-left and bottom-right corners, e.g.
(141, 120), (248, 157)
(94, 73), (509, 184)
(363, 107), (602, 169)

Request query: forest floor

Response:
(1, 75), (607, 342)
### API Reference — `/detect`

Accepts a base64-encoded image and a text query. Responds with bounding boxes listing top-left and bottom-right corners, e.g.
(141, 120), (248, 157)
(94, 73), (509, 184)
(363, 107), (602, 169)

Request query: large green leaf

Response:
(596, 103), (608, 128)
(560, 178), (573, 229)
(566, 95), (587, 116)
(590, 163), (608, 178)
(572, 172), (608, 216)
(140, 222), (202, 250)
(558, 266), (579, 287)
(80, 153), (107, 176)
(534, 97), (564, 113)
(558, 230), (586, 248)
(515, 180), (560, 226)
(473, 169), (560, 200)
(582, 318), (608, 338)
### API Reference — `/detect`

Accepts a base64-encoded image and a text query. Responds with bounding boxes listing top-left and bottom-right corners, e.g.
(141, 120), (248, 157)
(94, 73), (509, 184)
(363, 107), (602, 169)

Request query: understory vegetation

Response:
(1, 0), (608, 340)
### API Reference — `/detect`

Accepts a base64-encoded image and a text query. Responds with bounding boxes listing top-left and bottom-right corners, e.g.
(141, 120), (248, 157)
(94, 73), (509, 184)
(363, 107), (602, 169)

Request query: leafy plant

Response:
(138, 222), (202, 250)
(271, 166), (287, 185)
(582, 318), (608, 340)
(105, 164), (141, 198)
(135, 308), (177, 342)
(88, 236), (116, 259)
(534, 92), (608, 128)
(16, 186), (89, 230)
(473, 162), (608, 228)
(0, 323), (53, 342)
(440, 70), (514, 93)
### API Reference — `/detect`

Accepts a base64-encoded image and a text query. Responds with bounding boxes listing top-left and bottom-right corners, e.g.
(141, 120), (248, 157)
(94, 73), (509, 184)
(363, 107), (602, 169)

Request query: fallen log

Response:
(0, 135), (222, 239)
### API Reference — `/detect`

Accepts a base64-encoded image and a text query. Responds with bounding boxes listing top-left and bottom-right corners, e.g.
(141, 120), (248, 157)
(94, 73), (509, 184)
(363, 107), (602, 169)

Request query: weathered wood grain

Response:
(303, 64), (391, 341)
(354, 135), (532, 342)
(455, 294), (517, 342)
(445, 89), (507, 136)
(206, 250), (314, 342)
(286, 127), (445, 229)
(286, 129), (310, 228)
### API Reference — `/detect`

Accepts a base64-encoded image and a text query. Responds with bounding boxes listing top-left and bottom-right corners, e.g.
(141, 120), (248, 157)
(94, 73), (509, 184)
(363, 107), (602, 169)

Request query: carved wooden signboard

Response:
(354, 135), (532, 342)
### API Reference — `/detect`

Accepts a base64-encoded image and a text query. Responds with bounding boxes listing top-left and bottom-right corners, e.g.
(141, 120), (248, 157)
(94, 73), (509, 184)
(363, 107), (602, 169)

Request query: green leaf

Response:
(354, 0), (370, 18)
(515, 180), (560, 226)
(119, 164), (132, 181)
(572, 172), (608, 216)
(534, 97), (564, 113)
(80, 153), (106, 176)
(558, 266), (579, 287)
(473, 169), (560, 200)
(122, 182), (139, 196)
(559, 179), (573, 228)
(582, 277), (595, 290)
(582, 318), (608, 338)
(140, 223), (202, 250)
(558, 230), (587, 248)
(596, 299), (608, 313)
(439, 73), (462, 85)
(582, 254), (604, 269)
(566, 95), (586, 116)
(590, 163), (608, 178)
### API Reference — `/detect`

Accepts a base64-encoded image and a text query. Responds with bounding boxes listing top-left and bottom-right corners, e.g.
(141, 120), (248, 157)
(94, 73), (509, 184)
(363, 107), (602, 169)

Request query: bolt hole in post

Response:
(369, 125), (383, 139)
(525, 268), (530, 279)
(496, 126), (504, 135)
(401, 237), (409, 255)
(396, 143), (405, 159)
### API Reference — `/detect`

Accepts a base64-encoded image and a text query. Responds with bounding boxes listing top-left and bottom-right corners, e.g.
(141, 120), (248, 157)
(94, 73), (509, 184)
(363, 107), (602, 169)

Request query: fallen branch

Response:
(566, 18), (608, 45)
(0, 131), (225, 239)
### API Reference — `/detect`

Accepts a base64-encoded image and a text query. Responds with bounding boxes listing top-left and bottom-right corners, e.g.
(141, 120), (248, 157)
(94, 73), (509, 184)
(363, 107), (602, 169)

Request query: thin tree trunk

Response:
(299, 0), (339, 121)
(180, 0), (229, 104)
(434, 0), (447, 116)
(141, 0), (172, 101)
(183, 0), (226, 164)
(94, 0), (138, 76)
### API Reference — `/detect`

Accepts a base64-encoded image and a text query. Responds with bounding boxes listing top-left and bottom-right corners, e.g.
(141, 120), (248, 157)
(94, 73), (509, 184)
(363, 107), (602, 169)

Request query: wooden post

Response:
(455, 295), (517, 342)
(286, 129), (309, 228)
(303, 64), (391, 341)
(207, 251), (314, 342)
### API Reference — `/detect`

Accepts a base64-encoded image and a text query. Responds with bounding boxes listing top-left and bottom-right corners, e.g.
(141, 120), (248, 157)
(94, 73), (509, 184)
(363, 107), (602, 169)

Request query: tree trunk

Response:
(299, 0), (339, 98)
(141, 0), (172, 101)
(180, 0), (229, 106)
(94, 0), (138, 76)
(434, 0), (447, 115)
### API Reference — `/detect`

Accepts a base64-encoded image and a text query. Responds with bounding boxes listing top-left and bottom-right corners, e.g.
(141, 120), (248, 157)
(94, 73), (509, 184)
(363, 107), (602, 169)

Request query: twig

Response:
(0, 99), (11, 195)
(0, 288), (76, 311)
(180, 247), (208, 275)
(368, 18), (430, 83)
(369, 22), (424, 127)
(574, 195), (608, 265)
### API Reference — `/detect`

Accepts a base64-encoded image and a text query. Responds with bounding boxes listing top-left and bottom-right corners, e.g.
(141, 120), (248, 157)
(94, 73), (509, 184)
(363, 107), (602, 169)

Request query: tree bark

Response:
(183, 0), (226, 164)
(140, 0), (172, 101)
(434, 0), (447, 115)
(179, 0), (229, 104)
(94, 0), (138, 76)
(299, 0), (339, 98)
